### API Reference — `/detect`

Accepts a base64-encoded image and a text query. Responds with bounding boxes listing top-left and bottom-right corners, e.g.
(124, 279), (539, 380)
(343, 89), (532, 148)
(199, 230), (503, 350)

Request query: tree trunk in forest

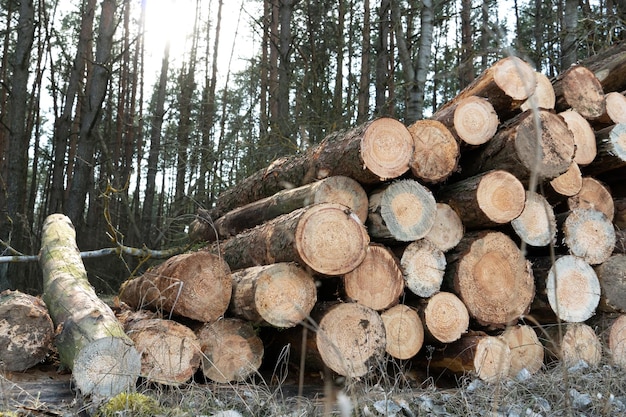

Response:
(0, 290), (54, 372)
(380, 304), (424, 360)
(229, 262), (317, 328)
(545, 323), (602, 367)
(459, 0), (474, 89)
(510, 190), (556, 247)
(357, 0), (370, 123)
(189, 176), (368, 243)
(594, 254), (626, 313)
(431, 96), (499, 146)
(407, 120), (460, 183)
(398, 239), (446, 298)
(375, 0), (392, 116)
(560, 110), (597, 166)
(500, 324), (544, 377)
(367, 179), (437, 242)
(343, 243), (404, 311)
(119, 251), (232, 323)
(521, 71), (556, 112)
(424, 203), (464, 253)
(561, 0), (578, 69)
(39, 214), (141, 399)
(584, 123), (626, 176)
(413, 0), (434, 121)
(219, 203), (369, 276)
(608, 315), (626, 368)
(196, 318), (264, 383)
(561, 208), (615, 265)
(567, 177), (614, 221)
(553, 65), (606, 120)
(421, 291), (469, 344)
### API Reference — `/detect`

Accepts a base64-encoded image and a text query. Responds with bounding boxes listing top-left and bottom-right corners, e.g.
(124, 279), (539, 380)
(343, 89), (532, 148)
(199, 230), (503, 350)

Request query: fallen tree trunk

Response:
(0, 290), (54, 372)
(380, 304), (424, 360)
(40, 213), (141, 399)
(119, 251), (232, 323)
(406, 119), (460, 183)
(583, 41), (626, 94)
(553, 65), (606, 120)
(431, 95), (499, 146)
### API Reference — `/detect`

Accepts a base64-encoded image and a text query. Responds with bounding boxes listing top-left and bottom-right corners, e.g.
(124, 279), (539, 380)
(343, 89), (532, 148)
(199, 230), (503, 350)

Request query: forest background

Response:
(0, 0), (624, 294)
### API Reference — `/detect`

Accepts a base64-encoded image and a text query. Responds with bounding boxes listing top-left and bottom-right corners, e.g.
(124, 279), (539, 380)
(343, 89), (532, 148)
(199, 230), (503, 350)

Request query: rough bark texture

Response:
(583, 41), (626, 94)
(119, 251), (232, 323)
(584, 124), (626, 176)
(40, 214), (141, 399)
(431, 95), (499, 146)
(398, 239), (446, 298)
(421, 291), (469, 343)
(562, 208), (615, 265)
(380, 304), (424, 360)
(500, 324), (544, 377)
(510, 190), (556, 247)
(407, 119), (460, 183)
(424, 203), (464, 252)
(594, 255), (626, 313)
(553, 65), (606, 120)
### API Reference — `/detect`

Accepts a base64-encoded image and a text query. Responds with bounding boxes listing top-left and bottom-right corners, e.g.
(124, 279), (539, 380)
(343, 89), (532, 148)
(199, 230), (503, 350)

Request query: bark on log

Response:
(421, 291), (469, 344)
(207, 117), (413, 219)
(445, 231), (535, 327)
(219, 203), (369, 276)
(189, 176), (368, 243)
(119, 251), (232, 323)
(431, 96), (499, 146)
(561, 208), (615, 265)
(40, 214), (141, 399)
(343, 244), (404, 311)
(398, 239), (446, 298)
(584, 124), (626, 177)
(229, 262), (317, 328)
(380, 304), (424, 360)
(407, 120), (460, 183)
(0, 290), (54, 372)
(366, 179), (437, 242)
(510, 190), (556, 247)
(521, 71), (556, 111)
(553, 65), (606, 120)
(567, 177), (614, 221)
(124, 317), (201, 386)
(616, 197), (626, 229)
(583, 41), (626, 94)
(196, 318), (264, 383)
(608, 314), (626, 368)
(545, 323), (602, 367)
(437, 170), (526, 229)
(547, 162), (583, 198)
(559, 110), (596, 166)
(594, 254), (626, 313)
(424, 203), (464, 252)
(500, 324), (544, 377)
(461, 110), (575, 182)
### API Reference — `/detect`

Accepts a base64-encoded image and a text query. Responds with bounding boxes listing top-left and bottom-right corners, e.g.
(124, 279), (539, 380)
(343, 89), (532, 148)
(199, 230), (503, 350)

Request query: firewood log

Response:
(0, 290), (54, 372)
(510, 190), (556, 247)
(608, 314), (626, 369)
(583, 41), (626, 94)
(437, 170), (526, 229)
(584, 123), (626, 177)
(559, 110), (596, 166)
(553, 65), (606, 120)
(219, 203), (369, 276)
(431, 96), (499, 146)
(380, 304), (424, 360)
(445, 230), (534, 328)
(196, 318), (264, 383)
(420, 291), (469, 344)
(406, 120), (460, 183)
(398, 239), (446, 298)
(500, 324), (544, 377)
(343, 244), (404, 311)
(560, 208), (616, 265)
(367, 179), (437, 242)
(594, 91), (626, 127)
(119, 251), (232, 323)
(567, 177), (615, 221)
(547, 162), (583, 198)
(594, 254), (626, 313)
(40, 214), (141, 399)
(521, 71), (556, 111)
(424, 203), (464, 252)
(229, 262), (317, 328)
(189, 176), (368, 243)
(545, 323), (602, 367)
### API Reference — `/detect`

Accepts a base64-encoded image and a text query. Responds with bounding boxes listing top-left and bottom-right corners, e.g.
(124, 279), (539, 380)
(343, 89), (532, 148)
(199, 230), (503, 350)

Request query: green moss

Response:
(96, 392), (162, 417)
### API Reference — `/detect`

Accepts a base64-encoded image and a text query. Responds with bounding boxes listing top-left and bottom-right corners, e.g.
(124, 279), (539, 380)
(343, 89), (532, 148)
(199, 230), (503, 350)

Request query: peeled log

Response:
(407, 119), (460, 183)
(189, 176), (368, 243)
(0, 290), (54, 372)
(562, 208), (615, 265)
(196, 318), (264, 383)
(40, 214), (141, 399)
(445, 231), (534, 327)
(398, 239), (446, 298)
(500, 324), (544, 377)
(119, 251), (232, 323)
(511, 190), (556, 247)
(343, 244), (404, 311)
(609, 315), (626, 369)
(380, 304), (424, 360)
(559, 110), (596, 166)
(229, 262), (317, 327)
(553, 65), (606, 120)
(367, 179), (437, 242)
(437, 170), (526, 229)
(219, 203), (369, 276)
(421, 291), (469, 344)
(431, 96), (499, 146)
(567, 177), (614, 221)
(424, 203), (464, 252)
(594, 254), (626, 313)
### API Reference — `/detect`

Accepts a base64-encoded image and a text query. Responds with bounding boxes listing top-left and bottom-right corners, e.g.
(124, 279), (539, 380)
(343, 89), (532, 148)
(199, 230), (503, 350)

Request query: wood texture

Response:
(559, 110), (597, 166)
(510, 190), (556, 247)
(553, 65), (606, 120)
(562, 208), (615, 265)
(399, 239), (446, 298)
(594, 254), (626, 313)
(584, 123), (626, 176)
(608, 314), (626, 368)
(424, 203), (464, 252)
(421, 291), (469, 344)
(545, 323), (602, 367)
(548, 162), (583, 198)
(407, 119), (460, 183)
(500, 324), (544, 377)
(521, 71), (556, 111)
(567, 177), (614, 221)
(431, 95), (499, 146)
(380, 304), (424, 360)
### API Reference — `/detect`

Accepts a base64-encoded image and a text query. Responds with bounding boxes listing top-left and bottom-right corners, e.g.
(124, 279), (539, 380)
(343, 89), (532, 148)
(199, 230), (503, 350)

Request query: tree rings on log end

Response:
(316, 302), (386, 378)
(568, 177), (615, 221)
(477, 170), (526, 224)
(556, 65), (606, 120)
(595, 254), (626, 313)
(423, 291), (469, 343)
(400, 239), (446, 298)
(549, 162), (583, 197)
(312, 176), (369, 223)
(501, 324), (544, 377)
(453, 96), (499, 146)
(609, 315), (626, 368)
(604, 92), (626, 124)
(425, 203), (464, 252)
(546, 255), (601, 323)
(407, 120), (460, 182)
(381, 304), (424, 360)
(493, 56), (536, 101)
(560, 323), (602, 367)
(473, 336), (512, 383)
(360, 117), (413, 180)
(563, 208), (616, 265)
(521, 71), (556, 112)
(511, 191), (556, 247)
(295, 203), (369, 275)
(560, 110), (597, 166)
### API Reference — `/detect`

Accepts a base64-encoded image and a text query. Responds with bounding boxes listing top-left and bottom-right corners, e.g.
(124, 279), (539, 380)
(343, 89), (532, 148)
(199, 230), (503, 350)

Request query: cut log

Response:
(380, 304), (424, 360)
(219, 203), (369, 276)
(407, 119), (460, 183)
(583, 41), (626, 94)
(545, 323), (602, 367)
(315, 302), (386, 378)
(521, 71), (556, 111)
(594, 254), (626, 313)
(428, 333), (512, 382)
(207, 117), (413, 219)
(366, 179), (437, 242)
(398, 239), (446, 298)
(437, 170), (526, 229)
(445, 231), (534, 327)
(616, 197), (626, 229)
(424, 203), (464, 252)
(595, 91), (626, 126)
(559, 110), (596, 166)
(39, 214), (141, 399)
(189, 176), (369, 243)
(230, 262), (317, 328)
(461, 109), (575, 182)
(431, 95), (499, 146)
(584, 124), (626, 177)
(500, 324), (544, 377)
(547, 162), (583, 198)
(343, 244), (404, 311)
(124, 317), (201, 386)
(608, 314), (626, 368)
(196, 318), (264, 383)
(0, 290), (54, 372)
(510, 190), (556, 247)
(421, 291), (469, 344)
(561, 208), (616, 265)
(119, 251), (232, 323)
(567, 177), (614, 221)
(553, 65), (606, 120)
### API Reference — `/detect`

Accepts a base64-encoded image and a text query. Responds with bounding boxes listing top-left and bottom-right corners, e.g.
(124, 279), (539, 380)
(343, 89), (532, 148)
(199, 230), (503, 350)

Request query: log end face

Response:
(360, 118), (413, 180)
(313, 176), (369, 224)
(473, 336), (512, 382)
(453, 96), (499, 146)
(424, 292), (469, 344)
(561, 323), (602, 367)
(408, 120), (460, 182)
(549, 162), (583, 197)
(609, 315), (626, 368)
(563, 208), (616, 265)
(494, 56), (536, 101)
(401, 240), (446, 298)
(476, 170), (526, 224)
(511, 191), (556, 247)
(560, 110), (597, 166)
(380, 180), (437, 241)
(560, 66), (606, 119)
(380, 304), (424, 360)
